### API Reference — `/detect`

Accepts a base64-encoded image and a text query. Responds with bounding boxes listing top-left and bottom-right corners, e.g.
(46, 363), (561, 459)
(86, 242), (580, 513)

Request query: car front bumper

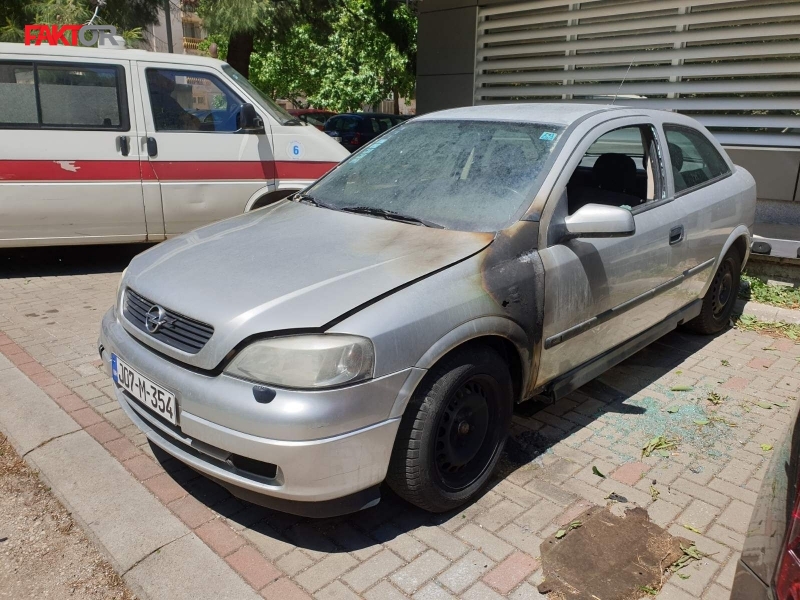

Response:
(98, 308), (420, 516)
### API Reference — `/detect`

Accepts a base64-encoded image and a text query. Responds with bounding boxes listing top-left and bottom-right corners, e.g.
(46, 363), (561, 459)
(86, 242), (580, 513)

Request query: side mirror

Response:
(237, 103), (264, 133)
(563, 204), (635, 239)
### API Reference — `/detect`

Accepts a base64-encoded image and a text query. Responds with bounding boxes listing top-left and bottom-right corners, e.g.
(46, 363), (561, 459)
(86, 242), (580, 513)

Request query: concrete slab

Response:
(125, 533), (261, 600)
(27, 429), (188, 572)
(0, 353), (80, 455)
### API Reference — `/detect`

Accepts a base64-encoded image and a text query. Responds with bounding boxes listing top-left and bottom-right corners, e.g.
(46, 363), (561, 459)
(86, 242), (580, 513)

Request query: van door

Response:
(135, 62), (275, 235)
(0, 57), (145, 246)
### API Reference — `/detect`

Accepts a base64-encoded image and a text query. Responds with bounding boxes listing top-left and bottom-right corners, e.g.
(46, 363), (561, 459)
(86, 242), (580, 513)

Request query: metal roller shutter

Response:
(475, 0), (800, 147)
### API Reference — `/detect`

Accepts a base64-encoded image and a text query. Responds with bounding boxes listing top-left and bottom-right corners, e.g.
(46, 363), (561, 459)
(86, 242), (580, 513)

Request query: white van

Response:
(0, 43), (348, 247)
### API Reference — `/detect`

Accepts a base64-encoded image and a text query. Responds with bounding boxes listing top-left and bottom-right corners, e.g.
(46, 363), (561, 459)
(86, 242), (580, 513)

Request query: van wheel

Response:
(386, 346), (513, 512)
(687, 248), (741, 335)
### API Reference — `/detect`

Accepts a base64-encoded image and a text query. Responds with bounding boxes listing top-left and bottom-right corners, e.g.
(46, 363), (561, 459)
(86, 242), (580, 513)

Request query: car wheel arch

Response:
(388, 317), (531, 419)
(700, 225), (751, 298)
(246, 188), (300, 211)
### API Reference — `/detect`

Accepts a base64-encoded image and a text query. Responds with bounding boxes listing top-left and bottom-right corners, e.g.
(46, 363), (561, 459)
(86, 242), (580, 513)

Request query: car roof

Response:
(415, 103), (625, 126)
(0, 42), (228, 69)
(335, 113), (403, 119)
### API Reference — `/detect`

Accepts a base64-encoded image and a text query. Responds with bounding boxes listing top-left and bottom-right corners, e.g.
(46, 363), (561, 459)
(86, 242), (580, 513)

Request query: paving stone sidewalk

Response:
(1, 253), (798, 600)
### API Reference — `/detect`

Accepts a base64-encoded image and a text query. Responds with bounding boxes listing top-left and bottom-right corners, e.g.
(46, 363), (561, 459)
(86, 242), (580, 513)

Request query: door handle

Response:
(117, 136), (129, 156)
(669, 225), (684, 245)
(146, 137), (158, 158)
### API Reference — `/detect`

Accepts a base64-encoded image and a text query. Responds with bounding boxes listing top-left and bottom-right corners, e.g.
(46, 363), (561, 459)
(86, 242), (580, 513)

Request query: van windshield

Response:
(221, 64), (299, 126)
(304, 120), (564, 232)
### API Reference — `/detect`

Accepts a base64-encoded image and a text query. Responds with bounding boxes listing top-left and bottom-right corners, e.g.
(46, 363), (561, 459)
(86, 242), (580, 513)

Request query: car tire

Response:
(386, 345), (513, 513)
(686, 247), (741, 335)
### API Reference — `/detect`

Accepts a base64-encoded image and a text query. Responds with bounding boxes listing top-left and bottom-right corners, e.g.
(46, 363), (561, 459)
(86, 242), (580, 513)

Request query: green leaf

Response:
(757, 402), (773, 410)
(639, 585), (658, 595)
(657, 449), (671, 457)
(683, 524), (702, 534)
(761, 444), (774, 452)
(555, 529), (567, 539)
(773, 402), (789, 408)
(671, 385), (693, 392)
(677, 573), (691, 579)
(693, 418), (710, 426)
(721, 359), (730, 367)
(592, 466), (606, 478)
(666, 405), (680, 413)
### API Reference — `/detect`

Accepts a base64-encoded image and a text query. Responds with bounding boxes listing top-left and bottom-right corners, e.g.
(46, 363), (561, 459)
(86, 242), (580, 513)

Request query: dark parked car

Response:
(324, 113), (407, 151)
(288, 109), (336, 131)
(732, 404), (800, 600)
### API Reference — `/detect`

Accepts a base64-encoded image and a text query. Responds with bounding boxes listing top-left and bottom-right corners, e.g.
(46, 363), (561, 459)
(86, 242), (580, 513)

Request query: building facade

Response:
(417, 0), (800, 257)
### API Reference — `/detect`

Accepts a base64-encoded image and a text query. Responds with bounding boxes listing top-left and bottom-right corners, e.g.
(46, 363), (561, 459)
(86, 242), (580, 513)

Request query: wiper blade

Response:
(293, 193), (338, 210)
(341, 206), (444, 229)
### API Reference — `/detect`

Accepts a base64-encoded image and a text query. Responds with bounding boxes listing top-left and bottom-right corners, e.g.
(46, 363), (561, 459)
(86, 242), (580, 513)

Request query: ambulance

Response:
(0, 42), (348, 247)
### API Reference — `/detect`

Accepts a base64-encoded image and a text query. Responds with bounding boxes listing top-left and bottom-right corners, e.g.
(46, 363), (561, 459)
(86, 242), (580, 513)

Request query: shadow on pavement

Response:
(0, 243), (154, 278)
(149, 326), (720, 554)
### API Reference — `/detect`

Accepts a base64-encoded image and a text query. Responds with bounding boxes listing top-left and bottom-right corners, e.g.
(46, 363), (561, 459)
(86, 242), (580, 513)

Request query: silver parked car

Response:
(98, 104), (756, 516)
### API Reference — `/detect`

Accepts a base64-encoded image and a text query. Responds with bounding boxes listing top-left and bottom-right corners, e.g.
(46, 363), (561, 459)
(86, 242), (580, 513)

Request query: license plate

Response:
(112, 353), (177, 425)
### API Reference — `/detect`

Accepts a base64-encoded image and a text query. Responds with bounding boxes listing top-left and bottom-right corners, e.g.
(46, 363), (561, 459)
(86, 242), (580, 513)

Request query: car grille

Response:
(123, 289), (214, 354)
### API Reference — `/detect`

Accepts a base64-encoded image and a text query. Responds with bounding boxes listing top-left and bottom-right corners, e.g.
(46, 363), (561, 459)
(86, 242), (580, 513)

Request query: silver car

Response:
(98, 104), (756, 516)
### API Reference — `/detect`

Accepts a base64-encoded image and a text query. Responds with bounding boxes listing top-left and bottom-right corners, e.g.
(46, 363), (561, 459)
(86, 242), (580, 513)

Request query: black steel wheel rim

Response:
(433, 375), (500, 491)
(712, 259), (734, 317)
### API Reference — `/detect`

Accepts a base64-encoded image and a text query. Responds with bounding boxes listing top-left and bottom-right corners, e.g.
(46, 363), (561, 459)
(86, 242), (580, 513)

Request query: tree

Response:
(198, 0), (417, 112)
(0, 0), (162, 42)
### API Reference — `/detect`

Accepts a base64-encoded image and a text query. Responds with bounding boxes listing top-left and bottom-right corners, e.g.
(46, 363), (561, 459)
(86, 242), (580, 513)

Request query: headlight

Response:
(224, 335), (374, 389)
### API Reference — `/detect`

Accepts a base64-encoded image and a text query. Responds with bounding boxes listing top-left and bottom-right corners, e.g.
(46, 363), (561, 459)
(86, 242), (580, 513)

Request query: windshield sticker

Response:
(540, 132), (558, 141)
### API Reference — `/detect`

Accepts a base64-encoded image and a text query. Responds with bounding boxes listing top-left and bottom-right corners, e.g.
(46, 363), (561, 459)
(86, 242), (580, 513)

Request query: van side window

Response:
(664, 125), (731, 194)
(146, 69), (243, 132)
(0, 63), (37, 125)
(0, 61), (128, 130)
(38, 64), (122, 128)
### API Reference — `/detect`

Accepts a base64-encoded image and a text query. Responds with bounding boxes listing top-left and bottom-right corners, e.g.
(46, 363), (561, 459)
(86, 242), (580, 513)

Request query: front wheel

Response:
(386, 346), (513, 512)
(686, 248), (741, 335)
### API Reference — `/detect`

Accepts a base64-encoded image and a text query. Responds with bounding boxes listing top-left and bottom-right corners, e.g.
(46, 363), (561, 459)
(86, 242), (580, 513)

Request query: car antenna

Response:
(611, 59), (635, 106)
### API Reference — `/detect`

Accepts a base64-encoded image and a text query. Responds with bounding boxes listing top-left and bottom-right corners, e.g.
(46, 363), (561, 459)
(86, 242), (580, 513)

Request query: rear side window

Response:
(664, 125), (730, 194)
(0, 61), (128, 130)
(0, 63), (37, 125)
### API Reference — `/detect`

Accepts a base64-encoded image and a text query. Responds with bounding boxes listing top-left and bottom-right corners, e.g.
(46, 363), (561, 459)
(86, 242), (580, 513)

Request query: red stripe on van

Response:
(0, 160), (337, 182)
(0, 160), (141, 181)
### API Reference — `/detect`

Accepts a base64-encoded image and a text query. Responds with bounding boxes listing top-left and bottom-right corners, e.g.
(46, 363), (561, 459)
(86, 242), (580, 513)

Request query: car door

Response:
(662, 123), (739, 304)
(536, 119), (687, 386)
(0, 56), (145, 246)
(136, 62), (274, 235)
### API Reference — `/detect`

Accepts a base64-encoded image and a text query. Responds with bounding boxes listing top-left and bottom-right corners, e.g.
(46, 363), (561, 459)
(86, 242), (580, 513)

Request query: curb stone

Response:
(0, 352), (261, 600)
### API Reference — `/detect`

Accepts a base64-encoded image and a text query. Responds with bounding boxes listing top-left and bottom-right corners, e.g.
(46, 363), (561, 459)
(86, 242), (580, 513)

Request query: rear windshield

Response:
(305, 120), (564, 232)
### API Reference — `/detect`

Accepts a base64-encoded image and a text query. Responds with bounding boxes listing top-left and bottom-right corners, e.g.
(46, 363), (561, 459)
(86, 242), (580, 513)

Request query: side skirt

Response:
(541, 299), (702, 402)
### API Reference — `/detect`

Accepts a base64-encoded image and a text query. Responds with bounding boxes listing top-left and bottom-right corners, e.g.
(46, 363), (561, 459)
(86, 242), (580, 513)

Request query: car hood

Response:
(122, 200), (494, 369)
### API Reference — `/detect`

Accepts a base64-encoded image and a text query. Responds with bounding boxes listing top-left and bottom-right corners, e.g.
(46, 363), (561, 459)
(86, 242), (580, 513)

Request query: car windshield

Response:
(304, 120), (564, 232)
(221, 64), (299, 125)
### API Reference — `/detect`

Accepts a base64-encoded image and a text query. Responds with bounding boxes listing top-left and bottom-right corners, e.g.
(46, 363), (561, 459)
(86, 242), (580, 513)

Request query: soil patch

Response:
(538, 505), (688, 600)
(0, 432), (135, 600)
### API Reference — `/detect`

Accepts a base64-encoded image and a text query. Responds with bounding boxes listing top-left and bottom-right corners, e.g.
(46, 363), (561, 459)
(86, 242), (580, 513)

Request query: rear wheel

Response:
(686, 248), (741, 335)
(386, 346), (513, 512)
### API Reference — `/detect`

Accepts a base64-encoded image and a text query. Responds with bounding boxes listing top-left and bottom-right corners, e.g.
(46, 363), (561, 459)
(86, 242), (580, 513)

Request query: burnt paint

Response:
(479, 219), (545, 399)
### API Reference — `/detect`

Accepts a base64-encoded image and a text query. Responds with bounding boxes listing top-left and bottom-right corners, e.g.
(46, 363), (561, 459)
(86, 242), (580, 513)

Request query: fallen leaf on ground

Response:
(683, 524), (702, 534)
(671, 385), (693, 392)
(592, 466), (606, 478)
(761, 444), (774, 452)
(693, 418), (710, 426)
(642, 435), (679, 458)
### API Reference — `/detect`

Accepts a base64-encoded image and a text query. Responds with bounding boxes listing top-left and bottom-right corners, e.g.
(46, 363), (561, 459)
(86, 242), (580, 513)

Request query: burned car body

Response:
(99, 104), (756, 516)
